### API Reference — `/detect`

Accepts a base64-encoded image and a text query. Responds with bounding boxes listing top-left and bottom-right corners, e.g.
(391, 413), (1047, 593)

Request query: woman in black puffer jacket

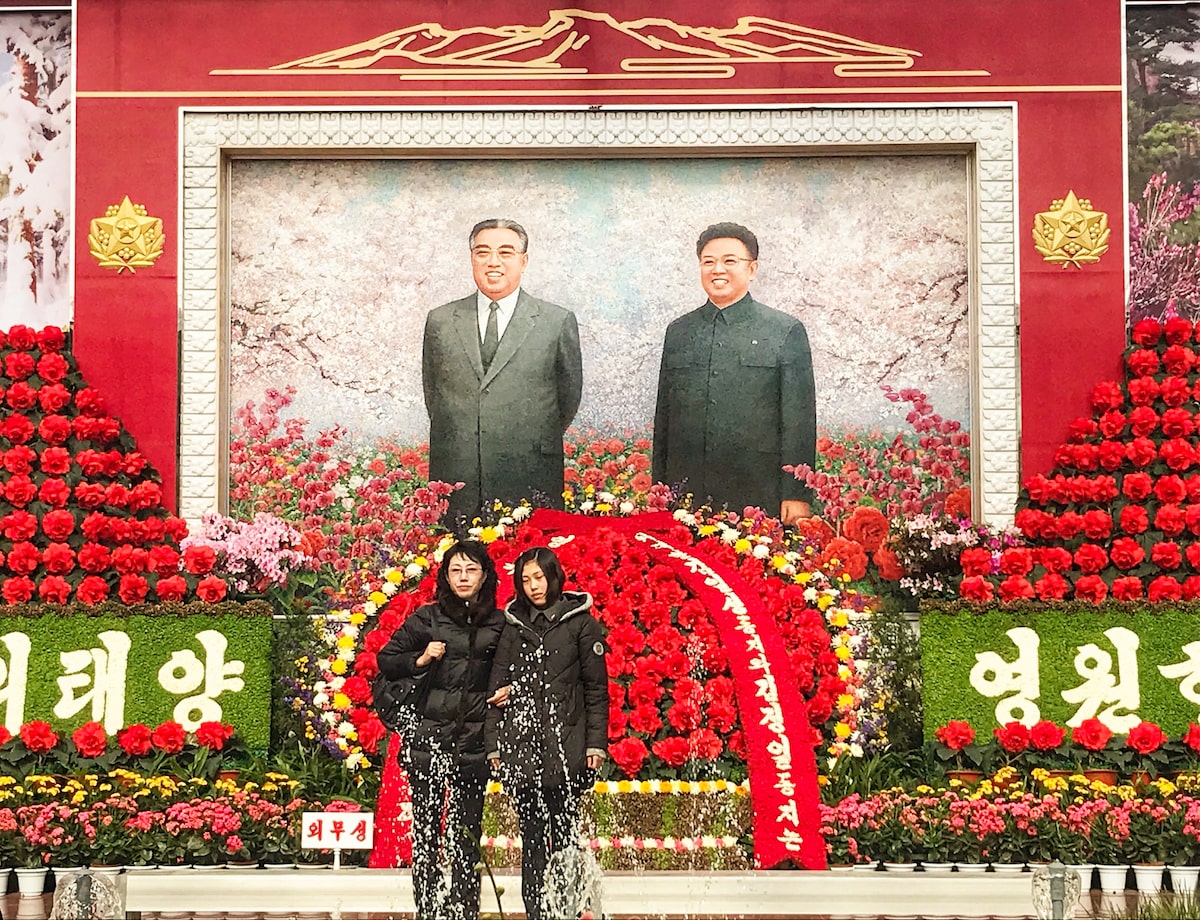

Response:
(377, 540), (506, 920)
(485, 546), (609, 920)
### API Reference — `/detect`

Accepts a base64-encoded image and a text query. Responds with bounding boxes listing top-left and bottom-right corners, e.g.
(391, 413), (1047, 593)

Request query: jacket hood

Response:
(503, 590), (592, 628)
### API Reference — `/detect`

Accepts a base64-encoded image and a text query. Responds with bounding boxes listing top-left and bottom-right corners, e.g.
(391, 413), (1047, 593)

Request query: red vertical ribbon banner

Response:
(634, 531), (826, 870)
(528, 510), (825, 869)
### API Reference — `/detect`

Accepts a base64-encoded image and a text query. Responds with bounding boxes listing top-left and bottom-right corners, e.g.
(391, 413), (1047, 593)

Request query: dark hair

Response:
(469, 218), (529, 253)
(511, 546), (566, 612)
(696, 222), (758, 260)
(436, 540), (498, 612)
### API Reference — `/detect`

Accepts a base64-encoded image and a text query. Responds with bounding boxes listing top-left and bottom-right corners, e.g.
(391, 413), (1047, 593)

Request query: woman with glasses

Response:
(377, 540), (506, 920)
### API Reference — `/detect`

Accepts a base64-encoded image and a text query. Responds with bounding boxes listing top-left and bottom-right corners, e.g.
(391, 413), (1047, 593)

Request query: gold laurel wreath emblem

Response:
(1032, 189), (1110, 269)
(88, 195), (165, 273)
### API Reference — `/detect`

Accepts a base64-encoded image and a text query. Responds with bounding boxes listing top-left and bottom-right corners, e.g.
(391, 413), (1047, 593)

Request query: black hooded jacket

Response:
(484, 591), (609, 789)
(377, 555), (506, 770)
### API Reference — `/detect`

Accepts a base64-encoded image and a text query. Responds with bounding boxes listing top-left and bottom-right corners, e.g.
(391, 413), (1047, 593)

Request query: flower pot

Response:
(881, 861), (917, 872)
(989, 862), (1025, 875)
(1170, 865), (1200, 896)
(827, 864), (855, 872)
(1132, 863), (1165, 895)
(851, 859), (881, 873)
(945, 770), (984, 785)
(1082, 769), (1119, 787)
(1129, 770), (1155, 790)
(920, 861), (955, 874)
(0, 868), (9, 895)
(1066, 863), (1096, 889)
(263, 862), (297, 871)
(955, 862), (989, 874)
(15, 867), (48, 898)
(1096, 863), (1130, 893)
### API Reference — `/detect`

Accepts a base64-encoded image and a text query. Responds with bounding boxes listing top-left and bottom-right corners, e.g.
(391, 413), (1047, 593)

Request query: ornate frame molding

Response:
(179, 106), (1018, 523)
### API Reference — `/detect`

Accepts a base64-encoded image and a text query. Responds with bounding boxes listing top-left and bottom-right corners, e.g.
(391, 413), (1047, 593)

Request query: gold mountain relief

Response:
(211, 9), (990, 81)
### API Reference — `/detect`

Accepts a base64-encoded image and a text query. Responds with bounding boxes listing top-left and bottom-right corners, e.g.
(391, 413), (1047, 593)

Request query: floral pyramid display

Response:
(0, 324), (226, 604)
(961, 316), (1200, 603)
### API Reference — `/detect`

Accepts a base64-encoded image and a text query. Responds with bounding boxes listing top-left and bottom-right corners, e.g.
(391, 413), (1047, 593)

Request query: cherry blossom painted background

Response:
(228, 154), (969, 444)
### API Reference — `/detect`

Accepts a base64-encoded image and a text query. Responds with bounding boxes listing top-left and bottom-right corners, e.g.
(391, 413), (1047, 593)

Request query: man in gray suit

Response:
(653, 222), (815, 523)
(423, 219), (583, 521)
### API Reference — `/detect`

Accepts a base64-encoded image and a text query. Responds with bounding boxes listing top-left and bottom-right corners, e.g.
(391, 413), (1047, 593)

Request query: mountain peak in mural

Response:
(248, 9), (984, 80)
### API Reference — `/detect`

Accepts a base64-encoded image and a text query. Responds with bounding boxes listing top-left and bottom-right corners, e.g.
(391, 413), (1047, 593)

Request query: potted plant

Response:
(930, 721), (989, 783)
(1069, 718), (1122, 784)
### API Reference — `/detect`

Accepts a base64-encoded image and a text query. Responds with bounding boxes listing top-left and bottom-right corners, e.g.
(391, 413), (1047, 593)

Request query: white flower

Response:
(341, 498), (355, 511)
(338, 721), (355, 737)
(405, 563), (425, 580)
(619, 501), (635, 514)
(331, 483), (349, 499)
(598, 491), (616, 504)
(752, 544), (770, 559)
(381, 581), (398, 596)
(323, 459), (340, 472)
(512, 506), (531, 521)
(362, 600), (378, 616)
(579, 500), (595, 512)
(344, 751), (364, 771)
(347, 474), (364, 490)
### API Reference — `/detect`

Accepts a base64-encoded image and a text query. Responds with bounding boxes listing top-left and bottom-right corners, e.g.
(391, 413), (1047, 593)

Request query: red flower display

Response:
(195, 721), (236, 751)
(1072, 718), (1113, 752)
(150, 720), (187, 754)
(1125, 721), (1167, 754)
(993, 721), (1030, 753)
(117, 723), (153, 757)
(934, 720), (975, 751)
(0, 326), (233, 605)
(71, 721), (108, 758)
(19, 720), (59, 753)
(1030, 720), (1066, 751)
(353, 514), (846, 780)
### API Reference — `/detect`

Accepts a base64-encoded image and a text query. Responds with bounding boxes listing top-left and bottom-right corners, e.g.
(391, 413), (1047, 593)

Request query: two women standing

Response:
(377, 542), (609, 920)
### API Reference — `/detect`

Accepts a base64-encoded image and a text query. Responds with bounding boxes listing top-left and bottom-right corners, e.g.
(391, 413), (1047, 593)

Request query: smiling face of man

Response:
(698, 237), (758, 308)
(470, 226), (529, 301)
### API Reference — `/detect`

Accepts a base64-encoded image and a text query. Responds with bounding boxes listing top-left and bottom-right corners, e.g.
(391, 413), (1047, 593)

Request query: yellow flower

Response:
(733, 538), (751, 554)
(834, 722), (852, 739)
(478, 526), (500, 543)
(834, 645), (852, 661)
(698, 524), (717, 536)
(386, 568), (405, 583)
(330, 659), (347, 675)
(349, 612), (367, 627)
(368, 591), (388, 605)
(336, 635), (355, 650)
(333, 692), (351, 710)
(828, 610), (849, 628)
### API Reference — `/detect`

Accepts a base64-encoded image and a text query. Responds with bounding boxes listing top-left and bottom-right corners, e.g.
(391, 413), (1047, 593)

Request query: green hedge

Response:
(0, 603), (273, 749)
(921, 601), (1200, 737)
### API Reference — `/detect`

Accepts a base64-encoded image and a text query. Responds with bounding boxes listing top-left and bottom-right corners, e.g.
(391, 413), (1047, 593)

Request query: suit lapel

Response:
(482, 291), (541, 386)
(451, 296), (485, 382)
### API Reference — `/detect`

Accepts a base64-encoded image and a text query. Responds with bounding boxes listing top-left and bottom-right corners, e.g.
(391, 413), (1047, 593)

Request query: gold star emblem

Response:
(88, 196), (165, 273)
(1032, 190), (1110, 269)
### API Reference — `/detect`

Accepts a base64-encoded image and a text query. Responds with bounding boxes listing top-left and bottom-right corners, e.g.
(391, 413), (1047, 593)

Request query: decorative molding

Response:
(179, 106), (1018, 523)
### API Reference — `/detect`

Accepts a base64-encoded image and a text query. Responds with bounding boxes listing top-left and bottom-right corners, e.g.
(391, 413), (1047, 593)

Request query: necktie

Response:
(481, 301), (500, 369)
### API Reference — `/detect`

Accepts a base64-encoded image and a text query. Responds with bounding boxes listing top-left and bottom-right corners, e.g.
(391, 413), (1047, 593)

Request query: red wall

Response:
(71, 1), (1129, 509)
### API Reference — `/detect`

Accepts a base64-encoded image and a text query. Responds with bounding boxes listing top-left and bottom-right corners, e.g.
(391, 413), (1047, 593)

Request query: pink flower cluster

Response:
(788, 386), (971, 527)
(228, 386), (455, 572)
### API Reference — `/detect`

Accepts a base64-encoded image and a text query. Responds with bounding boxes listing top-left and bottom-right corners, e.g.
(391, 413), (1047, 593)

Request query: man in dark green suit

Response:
(423, 219), (583, 521)
(653, 223), (816, 523)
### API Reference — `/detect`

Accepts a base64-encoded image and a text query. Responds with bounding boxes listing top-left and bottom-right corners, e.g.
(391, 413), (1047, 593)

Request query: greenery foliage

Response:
(921, 605), (1200, 735)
